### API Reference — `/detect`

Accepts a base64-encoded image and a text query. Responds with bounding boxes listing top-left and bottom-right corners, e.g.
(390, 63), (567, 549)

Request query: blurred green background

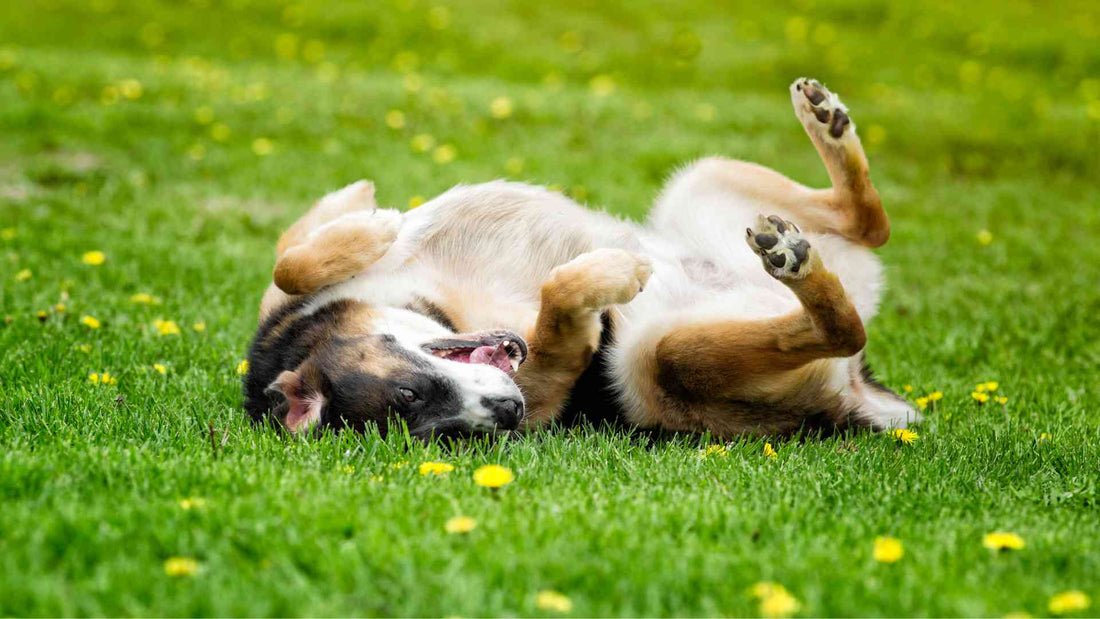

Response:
(1, 0), (1099, 616)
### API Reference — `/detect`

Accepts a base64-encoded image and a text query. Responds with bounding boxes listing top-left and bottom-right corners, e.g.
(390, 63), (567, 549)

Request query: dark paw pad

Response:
(754, 232), (779, 250)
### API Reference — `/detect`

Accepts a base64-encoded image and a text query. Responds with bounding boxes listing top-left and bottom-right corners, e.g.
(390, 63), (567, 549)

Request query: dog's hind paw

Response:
(790, 77), (852, 140)
(746, 214), (814, 280)
(546, 248), (653, 311)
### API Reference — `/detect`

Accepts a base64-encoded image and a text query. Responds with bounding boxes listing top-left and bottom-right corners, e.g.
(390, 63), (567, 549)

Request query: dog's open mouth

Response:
(422, 330), (528, 374)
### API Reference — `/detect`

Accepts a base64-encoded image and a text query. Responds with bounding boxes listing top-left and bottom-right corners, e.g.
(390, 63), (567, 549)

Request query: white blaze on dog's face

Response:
(264, 305), (527, 438)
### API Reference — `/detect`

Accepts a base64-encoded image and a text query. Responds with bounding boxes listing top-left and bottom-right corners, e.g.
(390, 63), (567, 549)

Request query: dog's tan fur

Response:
(250, 78), (917, 437)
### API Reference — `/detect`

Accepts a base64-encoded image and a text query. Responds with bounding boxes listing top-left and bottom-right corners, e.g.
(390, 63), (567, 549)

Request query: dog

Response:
(242, 78), (918, 439)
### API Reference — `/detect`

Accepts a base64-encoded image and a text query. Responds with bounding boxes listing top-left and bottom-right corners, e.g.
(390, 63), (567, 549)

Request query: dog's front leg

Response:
(515, 248), (652, 428)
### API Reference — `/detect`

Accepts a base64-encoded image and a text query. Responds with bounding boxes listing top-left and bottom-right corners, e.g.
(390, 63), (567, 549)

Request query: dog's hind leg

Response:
(260, 182), (400, 318)
(276, 180), (379, 256)
(516, 248), (652, 428)
(618, 215), (914, 435)
(269, 180), (403, 296)
(651, 78), (889, 248)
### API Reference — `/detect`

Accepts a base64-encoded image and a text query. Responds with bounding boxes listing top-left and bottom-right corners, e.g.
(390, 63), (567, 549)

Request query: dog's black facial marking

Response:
(405, 297), (459, 333)
(315, 335), (467, 436)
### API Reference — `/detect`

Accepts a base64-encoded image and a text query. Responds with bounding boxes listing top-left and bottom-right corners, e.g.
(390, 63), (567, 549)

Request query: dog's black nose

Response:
(482, 396), (523, 430)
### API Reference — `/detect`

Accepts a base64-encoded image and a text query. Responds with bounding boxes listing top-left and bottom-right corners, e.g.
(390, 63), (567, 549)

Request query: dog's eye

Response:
(398, 387), (420, 403)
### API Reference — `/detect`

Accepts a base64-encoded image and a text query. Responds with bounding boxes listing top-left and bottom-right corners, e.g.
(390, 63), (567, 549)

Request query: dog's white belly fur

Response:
(309, 179), (911, 429)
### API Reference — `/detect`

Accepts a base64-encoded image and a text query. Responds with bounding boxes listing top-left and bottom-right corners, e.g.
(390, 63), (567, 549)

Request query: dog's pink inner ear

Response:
(268, 370), (324, 433)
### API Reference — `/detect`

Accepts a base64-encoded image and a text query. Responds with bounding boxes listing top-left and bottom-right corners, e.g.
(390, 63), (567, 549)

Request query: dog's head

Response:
(259, 304), (527, 438)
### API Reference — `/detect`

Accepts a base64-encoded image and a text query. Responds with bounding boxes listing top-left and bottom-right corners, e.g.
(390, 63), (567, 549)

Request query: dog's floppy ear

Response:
(265, 368), (325, 433)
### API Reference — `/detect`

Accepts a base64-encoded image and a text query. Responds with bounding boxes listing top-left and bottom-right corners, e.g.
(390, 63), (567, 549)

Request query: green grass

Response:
(2, 0), (1099, 616)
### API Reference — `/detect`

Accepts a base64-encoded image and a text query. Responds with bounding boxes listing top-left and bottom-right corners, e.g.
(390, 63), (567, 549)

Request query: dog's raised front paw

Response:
(746, 214), (814, 280)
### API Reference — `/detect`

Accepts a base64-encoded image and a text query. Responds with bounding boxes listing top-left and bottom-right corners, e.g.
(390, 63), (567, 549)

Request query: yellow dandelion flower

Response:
(36, 310), (48, 321)
(130, 292), (158, 304)
(88, 372), (117, 386)
(995, 396), (1008, 405)
(153, 363), (167, 375)
(178, 497), (206, 510)
(975, 383), (987, 393)
(193, 105), (214, 125)
(763, 443), (778, 459)
(760, 590), (800, 618)
(410, 133), (435, 153)
(536, 590), (573, 613)
(419, 461), (455, 476)
(403, 72), (423, 92)
(55, 303), (66, 312)
(983, 532), (1025, 551)
(971, 391), (989, 403)
(275, 33), (298, 59)
(750, 583), (800, 618)
(408, 195), (425, 209)
(984, 381), (999, 392)
(236, 359), (249, 375)
(928, 391), (943, 401)
(81, 250), (106, 265)
(385, 109), (406, 130)
(700, 444), (728, 459)
(80, 315), (101, 329)
(903, 385), (913, 393)
(977, 229), (993, 245)
(427, 6), (451, 30)
(873, 536), (904, 563)
(505, 157), (524, 175)
(192, 321), (206, 332)
(589, 74), (615, 97)
(210, 122), (231, 142)
(119, 78), (143, 100)
(890, 428), (919, 445)
(1, 228), (16, 240)
(473, 464), (514, 488)
(251, 138), (274, 156)
(163, 557), (200, 577)
(916, 397), (929, 410)
(15, 268), (31, 281)
(489, 96), (514, 119)
(432, 144), (456, 164)
(153, 319), (180, 336)
(302, 39), (325, 63)
(1048, 591), (1090, 615)
(444, 516), (477, 534)
(1038, 432), (1050, 442)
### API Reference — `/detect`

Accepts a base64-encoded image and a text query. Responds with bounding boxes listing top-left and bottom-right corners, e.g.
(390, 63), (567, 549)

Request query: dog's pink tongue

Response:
(470, 344), (513, 373)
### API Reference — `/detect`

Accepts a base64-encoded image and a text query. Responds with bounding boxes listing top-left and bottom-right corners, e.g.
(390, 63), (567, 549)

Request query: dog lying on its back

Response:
(243, 78), (918, 438)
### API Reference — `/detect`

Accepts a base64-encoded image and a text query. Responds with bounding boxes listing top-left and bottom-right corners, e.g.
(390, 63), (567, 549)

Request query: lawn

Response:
(1, 0), (1099, 616)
